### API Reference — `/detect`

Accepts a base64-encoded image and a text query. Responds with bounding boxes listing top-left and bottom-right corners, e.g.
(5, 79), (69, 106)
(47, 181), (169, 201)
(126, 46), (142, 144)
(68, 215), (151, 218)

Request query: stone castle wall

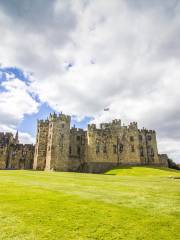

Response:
(0, 132), (34, 169)
(0, 113), (168, 172)
(33, 120), (49, 170)
(33, 113), (168, 173)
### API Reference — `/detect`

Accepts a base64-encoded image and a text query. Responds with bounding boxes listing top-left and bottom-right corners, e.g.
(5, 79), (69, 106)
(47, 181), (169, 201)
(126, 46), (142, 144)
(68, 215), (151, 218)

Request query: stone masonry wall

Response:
(33, 113), (168, 173)
(0, 132), (34, 169)
(45, 113), (71, 171)
(33, 120), (49, 170)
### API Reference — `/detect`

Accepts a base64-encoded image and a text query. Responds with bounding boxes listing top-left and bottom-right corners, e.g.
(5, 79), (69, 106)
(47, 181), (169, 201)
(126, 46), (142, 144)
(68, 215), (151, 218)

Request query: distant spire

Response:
(15, 130), (19, 144)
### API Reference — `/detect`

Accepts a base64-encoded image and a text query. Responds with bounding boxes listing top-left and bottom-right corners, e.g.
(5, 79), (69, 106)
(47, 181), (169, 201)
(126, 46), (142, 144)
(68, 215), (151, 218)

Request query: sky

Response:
(0, 0), (180, 163)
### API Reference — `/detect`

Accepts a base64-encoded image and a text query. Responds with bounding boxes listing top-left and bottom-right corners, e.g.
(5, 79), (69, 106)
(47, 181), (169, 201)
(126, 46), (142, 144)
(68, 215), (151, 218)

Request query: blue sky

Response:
(0, 66), (92, 139)
(18, 103), (92, 138)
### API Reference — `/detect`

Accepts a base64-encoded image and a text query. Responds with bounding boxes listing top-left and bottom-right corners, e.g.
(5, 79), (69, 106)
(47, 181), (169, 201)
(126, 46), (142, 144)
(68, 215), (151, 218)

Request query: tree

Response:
(168, 158), (180, 170)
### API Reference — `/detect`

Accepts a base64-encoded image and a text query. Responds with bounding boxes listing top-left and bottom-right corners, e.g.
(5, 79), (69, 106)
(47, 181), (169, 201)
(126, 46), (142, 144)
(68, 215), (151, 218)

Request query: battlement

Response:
(88, 119), (122, 132)
(100, 119), (121, 129)
(139, 128), (156, 134)
(32, 112), (164, 172)
(88, 124), (96, 131)
(0, 132), (14, 137)
(38, 119), (49, 125)
(48, 112), (71, 123)
(112, 119), (121, 125)
(0, 130), (34, 170)
(128, 122), (138, 129)
(0, 132), (15, 147)
(23, 144), (35, 148)
(100, 123), (111, 129)
(71, 127), (85, 133)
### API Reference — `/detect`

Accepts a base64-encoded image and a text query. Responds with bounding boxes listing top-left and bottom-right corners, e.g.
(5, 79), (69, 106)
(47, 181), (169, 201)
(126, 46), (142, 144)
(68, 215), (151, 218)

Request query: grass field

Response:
(0, 167), (180, 240)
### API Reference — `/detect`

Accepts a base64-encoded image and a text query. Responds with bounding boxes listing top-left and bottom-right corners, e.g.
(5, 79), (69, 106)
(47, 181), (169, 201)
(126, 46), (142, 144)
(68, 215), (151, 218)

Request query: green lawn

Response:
(0, 167), (179, 240)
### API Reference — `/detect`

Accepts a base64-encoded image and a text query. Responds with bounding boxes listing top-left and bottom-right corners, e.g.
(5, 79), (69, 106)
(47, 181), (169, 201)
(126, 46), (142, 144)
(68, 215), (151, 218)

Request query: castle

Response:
(0, 131), (34, 169)
(0, 112), (168, 172)
(33, 112), (168, 173)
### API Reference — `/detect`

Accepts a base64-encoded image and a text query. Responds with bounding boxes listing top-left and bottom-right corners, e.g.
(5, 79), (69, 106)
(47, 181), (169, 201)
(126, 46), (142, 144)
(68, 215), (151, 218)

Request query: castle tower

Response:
(121, 122), (142, 165)
(145, 130), (159, 164)
(45, 113), (71, 171)
(139, 129), (159, 164)
(33, 119), (49, 170)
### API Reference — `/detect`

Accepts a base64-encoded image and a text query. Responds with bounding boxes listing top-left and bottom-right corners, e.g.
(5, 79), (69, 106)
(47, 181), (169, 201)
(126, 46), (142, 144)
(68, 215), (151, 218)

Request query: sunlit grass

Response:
(0, 167), (179, 240)
(105, 165), (180, 176)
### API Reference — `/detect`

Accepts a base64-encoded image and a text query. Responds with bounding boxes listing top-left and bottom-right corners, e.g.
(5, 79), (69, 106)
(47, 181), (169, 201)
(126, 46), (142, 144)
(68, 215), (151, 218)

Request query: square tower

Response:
(45, 113), (71, 171)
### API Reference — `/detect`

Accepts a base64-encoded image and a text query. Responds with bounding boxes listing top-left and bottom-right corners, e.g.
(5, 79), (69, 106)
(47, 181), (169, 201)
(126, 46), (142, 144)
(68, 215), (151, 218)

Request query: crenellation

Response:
(88, 124), (96, 131)
(128, 122), (138, 130)
(28, 113), (169, 172)
(0, 112), (165, 173)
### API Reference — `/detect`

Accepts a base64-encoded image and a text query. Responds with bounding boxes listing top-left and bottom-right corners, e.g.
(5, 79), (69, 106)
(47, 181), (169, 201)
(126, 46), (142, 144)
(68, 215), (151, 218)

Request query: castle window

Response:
(130, 136), (134, 142)
(113, 145), (117, 154)
(81, 137), (85, 145)
(77, 136), (81, 141)
(96, 144), (100, 154)
(147, 135), (152, 141)
(147, 146), (151, 155)
(119, 144), (123, 153)
(131, 145), (135, 152)
(62, 124), (64, 128)
(103, 145), (107, 153)
(69, 146), (71, 155)
(60, 135), (64, 149)
(77, 146), (81, 156)
(61, 134), (64, 142)
(151, 148), (154, 157)
(140, 146), (144, 157)
(139, 135), (143, 141)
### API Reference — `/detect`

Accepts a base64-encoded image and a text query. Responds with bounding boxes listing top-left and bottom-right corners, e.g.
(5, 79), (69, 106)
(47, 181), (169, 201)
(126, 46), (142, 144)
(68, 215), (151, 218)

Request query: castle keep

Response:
(33, 113), (168, 173)
(0, 132), (34, 169)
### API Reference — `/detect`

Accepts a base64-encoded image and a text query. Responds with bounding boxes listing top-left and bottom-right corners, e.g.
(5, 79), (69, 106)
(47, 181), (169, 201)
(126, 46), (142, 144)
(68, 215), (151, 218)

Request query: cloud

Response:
(0, 77), (39, 126)
(0, 0), (180, 162)
(0, 69), (39, 142)
(18, 131), (35, 144)
(158, 137), (180, 162)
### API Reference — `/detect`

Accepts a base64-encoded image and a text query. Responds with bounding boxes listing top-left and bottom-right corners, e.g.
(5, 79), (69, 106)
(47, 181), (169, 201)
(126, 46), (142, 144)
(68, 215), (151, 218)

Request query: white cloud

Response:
(0, 0), (180, 162)
(0, 75), (39, 142)
(0, 77), (39, 127)
(158, 137), (180, 163)
(18, 131), (35, 144)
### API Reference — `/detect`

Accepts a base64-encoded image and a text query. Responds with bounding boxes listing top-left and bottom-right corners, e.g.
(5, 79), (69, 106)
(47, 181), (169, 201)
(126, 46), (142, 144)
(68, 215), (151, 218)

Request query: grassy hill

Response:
(0, 167), (179, 240)
(105, 165), (180, 176)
